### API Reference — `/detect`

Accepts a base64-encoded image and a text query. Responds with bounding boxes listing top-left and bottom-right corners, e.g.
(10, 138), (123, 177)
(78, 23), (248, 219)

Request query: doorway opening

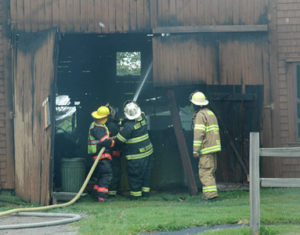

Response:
(53, 33), (264, 196)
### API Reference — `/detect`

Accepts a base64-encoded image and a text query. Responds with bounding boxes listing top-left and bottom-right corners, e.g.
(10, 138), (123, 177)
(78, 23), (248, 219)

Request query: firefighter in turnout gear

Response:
(88, 106), (115, 202)
(115, 101), (153, 199)
(106, 105), (122, 197)
(190, 91), (221, 201)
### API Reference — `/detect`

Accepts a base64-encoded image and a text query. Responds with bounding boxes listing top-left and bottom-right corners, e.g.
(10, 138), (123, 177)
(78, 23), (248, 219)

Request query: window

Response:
(116, 52), (141, 76)
(55, 95), (78, 134)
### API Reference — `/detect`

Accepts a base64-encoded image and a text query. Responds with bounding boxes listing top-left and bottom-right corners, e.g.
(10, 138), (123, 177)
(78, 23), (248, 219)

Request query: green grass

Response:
(1, 188), (300, 234)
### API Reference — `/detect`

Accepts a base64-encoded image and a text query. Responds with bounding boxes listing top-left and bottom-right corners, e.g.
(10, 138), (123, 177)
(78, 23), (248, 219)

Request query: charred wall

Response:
(0, 0), (14, 190)
(10, 0), (268, 33)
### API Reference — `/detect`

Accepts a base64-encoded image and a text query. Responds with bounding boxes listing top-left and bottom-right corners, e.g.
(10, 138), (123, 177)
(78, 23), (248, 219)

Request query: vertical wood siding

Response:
(10, 0), (269, 33)
(13, 30), (55, 205)
(150, 0), (268, 27)
(0, 0), (14, 189)
(153, 34), (268, 86)
(10, 0), (151, 33)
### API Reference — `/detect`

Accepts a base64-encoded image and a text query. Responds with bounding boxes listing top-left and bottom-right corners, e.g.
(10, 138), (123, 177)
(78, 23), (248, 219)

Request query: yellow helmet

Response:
(91, 106), (110, 119)
(190, 91), (209, 106)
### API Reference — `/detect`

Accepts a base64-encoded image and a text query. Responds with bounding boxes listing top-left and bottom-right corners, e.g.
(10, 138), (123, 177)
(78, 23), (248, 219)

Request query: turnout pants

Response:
(198, 153), (218, 200)
(127, 155), (153, 199)
(108, 156), (121, 196)
(93, 158), (112, 201)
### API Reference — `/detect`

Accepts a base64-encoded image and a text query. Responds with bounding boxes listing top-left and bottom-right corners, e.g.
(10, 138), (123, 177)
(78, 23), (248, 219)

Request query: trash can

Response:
(61, 158), (86, 192)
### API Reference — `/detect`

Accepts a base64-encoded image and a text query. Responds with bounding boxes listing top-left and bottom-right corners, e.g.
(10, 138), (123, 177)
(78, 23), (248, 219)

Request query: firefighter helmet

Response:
(190, 91), (209, 106)
(124, 101), (141, 120)
(91, 106), (110, 119)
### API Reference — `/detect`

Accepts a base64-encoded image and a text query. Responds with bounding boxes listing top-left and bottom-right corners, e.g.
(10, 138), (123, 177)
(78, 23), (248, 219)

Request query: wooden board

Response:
(13, 30), (56, 205)
(0, 0), (14, 189)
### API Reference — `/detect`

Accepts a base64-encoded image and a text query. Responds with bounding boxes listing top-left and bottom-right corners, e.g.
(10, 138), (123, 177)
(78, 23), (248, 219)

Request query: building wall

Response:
(13, 30), (56, 204)
(10, 0), (268, 33)
(5, 0), (300, 192)
(153, 33), (269, 86)
(261, 0), (300, 178)
(151, 0), (268, 27)
(0, 0), (14, 189)
(275, 0), (300, 146)
(10, 0), (151, 33)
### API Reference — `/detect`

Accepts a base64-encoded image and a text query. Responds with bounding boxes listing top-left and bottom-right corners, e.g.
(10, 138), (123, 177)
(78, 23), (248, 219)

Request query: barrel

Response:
(61, 158), (86, 192)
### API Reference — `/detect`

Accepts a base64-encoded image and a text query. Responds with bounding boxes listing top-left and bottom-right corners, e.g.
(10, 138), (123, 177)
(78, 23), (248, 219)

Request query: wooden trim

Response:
(260, 147), (300, 157)
(166, 89), (198, 196)
(261, 178), (300, 187)
(153, 25), (268, 34)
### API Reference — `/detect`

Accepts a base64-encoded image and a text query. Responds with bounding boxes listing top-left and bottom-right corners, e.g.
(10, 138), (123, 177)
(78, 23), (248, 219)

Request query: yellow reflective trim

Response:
(207, 110), (214, 116)
(203, 186), (217, 192)
(134, 120), (147, 130)
(126, 148), (153, 160)
(108, 190), (117, 195)
(139, 143), (153, 153)
(195, 124), (206, 130)
(206, 125), (219, 132)
(127, 133), (149, 144)
(193, 140), (202, 147)
(142, 187), (150, 192)
(200, 145), (221, 155)
(116, 133), (127, 142)
(130, 191), (142, 196)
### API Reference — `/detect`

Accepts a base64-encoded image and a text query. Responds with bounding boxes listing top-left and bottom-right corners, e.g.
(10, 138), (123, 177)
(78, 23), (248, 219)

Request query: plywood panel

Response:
(153, 34), (267, 86)
(13, 30), (55, 205)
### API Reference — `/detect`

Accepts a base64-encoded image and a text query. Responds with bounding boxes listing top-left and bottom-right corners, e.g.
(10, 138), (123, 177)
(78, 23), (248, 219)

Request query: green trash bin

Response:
(61, 158), (86, 192)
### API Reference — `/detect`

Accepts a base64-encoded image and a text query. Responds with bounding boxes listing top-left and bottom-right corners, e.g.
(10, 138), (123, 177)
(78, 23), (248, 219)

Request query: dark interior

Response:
(53, 33), (264, 193)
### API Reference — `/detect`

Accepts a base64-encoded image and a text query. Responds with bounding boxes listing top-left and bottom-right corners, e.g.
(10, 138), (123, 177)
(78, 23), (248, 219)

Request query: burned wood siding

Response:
(0, 0), (14, 189)
(153, 34), (268, 86)
(13, 30), (55, 205)
(10, 0), (151, 33)
(150, 0), (268, 27)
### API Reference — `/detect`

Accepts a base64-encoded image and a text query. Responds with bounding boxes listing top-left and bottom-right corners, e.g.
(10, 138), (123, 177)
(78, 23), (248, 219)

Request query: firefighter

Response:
(88, 106), (115, 202)
(190, 91), (221, 201)
(115, 101), (153, 199)
(106, 105), (122, 197)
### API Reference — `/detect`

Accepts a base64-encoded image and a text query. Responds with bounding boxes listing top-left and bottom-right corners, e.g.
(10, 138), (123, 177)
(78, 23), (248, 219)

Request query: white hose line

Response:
(0, 147), (106, 229)
(0, 212), (82, 230)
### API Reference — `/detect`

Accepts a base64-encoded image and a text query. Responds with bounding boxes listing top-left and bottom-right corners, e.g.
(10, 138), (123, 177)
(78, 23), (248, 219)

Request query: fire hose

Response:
(0, 147), (105, 229)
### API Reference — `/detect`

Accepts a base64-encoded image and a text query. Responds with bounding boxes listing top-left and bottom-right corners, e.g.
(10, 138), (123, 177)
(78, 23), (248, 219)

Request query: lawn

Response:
(1, 188), (300, 235)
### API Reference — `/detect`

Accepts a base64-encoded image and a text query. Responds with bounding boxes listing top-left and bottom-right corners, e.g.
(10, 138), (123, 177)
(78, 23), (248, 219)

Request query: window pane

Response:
(116, 52), (141, 76)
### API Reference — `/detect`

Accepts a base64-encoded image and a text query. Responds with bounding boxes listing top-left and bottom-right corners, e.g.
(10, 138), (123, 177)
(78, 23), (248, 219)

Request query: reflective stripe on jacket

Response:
(88, 122), (114, 157)
(193, 108), (221, 155)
